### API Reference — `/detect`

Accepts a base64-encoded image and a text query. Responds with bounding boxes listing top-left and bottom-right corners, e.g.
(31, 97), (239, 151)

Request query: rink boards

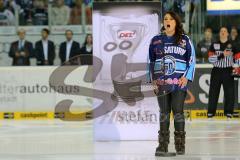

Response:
(0, 65), (239, 121)
(0, 110), (239, 120)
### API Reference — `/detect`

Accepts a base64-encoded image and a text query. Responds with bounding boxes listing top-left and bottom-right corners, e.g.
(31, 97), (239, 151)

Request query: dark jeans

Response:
(157, 90), (187, 132)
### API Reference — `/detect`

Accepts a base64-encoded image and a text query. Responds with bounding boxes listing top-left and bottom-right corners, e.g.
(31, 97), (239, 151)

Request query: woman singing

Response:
(149, 11), (196, 156)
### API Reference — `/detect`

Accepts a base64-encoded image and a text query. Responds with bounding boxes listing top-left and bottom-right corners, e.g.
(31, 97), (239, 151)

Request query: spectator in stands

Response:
(162, 0), (174, 10)
(8, 29), (34, 66)
(32, 0), (48, 25)
(85, 2), (92, 24)
(69, 0), (82, 25)
(80, 34), (92, 65)
(197, 27), (214, 63)
(64, 0), (74, 7)
(172, 0), (185, 19)
(80, 34), (92, 55)
(83, 0), (92, 5)
(51, 0), (70, 25)
(230, 26), (239, 46)
(69, 0), (92, 25)
(0, 0), (15, 25)
(16, 0), (34, 25)
(35, 28), (55, 65)
(5, 0), (19, 14)
(59, 30), (80, 64)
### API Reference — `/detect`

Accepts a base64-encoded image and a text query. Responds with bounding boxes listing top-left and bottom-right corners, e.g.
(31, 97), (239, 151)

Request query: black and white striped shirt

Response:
(208, 40), (239, 68)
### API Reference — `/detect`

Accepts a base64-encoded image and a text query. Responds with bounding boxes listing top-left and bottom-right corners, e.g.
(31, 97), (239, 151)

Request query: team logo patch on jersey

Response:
(180, 39), (186, 48)
(162, 55), (176, 75)
(214, 43), (220, 50)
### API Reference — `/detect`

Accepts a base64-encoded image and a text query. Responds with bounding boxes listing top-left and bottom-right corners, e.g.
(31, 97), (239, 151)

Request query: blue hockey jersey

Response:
(148, 34), (196, 91)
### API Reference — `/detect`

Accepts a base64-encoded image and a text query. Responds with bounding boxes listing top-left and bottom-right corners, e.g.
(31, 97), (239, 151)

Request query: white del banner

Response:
(93, 2), (162, 140)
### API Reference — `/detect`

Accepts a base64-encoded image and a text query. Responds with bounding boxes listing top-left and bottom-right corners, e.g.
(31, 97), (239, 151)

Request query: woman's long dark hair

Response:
(83, 34), (92, 47)
(162, 11), (185, 44)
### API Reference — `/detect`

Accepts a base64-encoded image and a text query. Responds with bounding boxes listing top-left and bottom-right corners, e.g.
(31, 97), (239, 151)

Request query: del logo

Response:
(118, 30), (136, 39)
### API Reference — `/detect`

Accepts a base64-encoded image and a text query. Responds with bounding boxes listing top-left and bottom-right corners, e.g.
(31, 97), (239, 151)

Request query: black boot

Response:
(155, 130), (170, 156)
(174, 131), (186, 155)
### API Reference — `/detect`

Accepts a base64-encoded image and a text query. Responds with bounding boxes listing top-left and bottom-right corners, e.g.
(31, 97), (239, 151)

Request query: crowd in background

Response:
(8, 28), (92, 66)
(1, 0), (240, 65)
(0, 0), (92, 25)
(196, 26), (240, 64)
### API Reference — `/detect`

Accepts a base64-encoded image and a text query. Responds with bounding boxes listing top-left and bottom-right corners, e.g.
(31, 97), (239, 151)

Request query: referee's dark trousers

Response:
(208, 67), (234, 116)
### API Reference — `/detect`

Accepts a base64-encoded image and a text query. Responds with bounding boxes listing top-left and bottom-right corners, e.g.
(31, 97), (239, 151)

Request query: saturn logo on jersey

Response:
(164, 46), (186, 55)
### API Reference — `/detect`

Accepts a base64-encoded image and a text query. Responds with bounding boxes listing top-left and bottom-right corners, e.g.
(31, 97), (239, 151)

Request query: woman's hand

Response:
(178, 77), (188, 88)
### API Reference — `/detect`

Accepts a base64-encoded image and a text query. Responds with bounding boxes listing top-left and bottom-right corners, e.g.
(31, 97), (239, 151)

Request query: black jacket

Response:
(59, 41), (80, 64)
(8, 40), (34, 66)
(35, 40), (55, 65)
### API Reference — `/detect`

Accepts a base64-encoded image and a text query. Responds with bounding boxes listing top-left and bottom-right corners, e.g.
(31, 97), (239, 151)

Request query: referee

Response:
(208, 26), (240, 118)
